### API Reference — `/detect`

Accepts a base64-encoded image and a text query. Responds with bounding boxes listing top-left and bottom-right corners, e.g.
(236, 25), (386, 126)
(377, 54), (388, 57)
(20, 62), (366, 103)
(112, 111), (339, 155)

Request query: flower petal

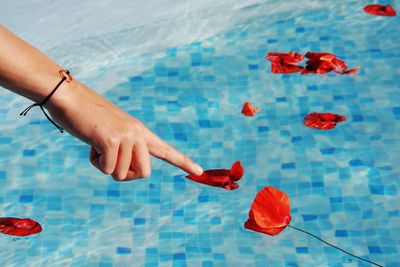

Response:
(265, 52), (305, 63)
(230, 161), (244, 181)
(0, 217), (42, 237)
(303, 112), (346, 130)
(244, 186), (291, 236)
(271, 63), (304, 74)
(302, 52), (358, 75)
(364, 4), (397, 16)
(241, 102), (260, 117)
(266, 52), (305, 74)
(341, 67), (359, 75)
(186, 162), (244, 190)
(244, 212), (287, 236)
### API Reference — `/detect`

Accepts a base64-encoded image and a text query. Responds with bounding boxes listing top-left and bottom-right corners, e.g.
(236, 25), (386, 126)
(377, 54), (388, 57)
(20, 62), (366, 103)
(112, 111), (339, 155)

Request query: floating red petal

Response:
(230, 161), (244, 181)
(301, 52), (359, 75)
(241, 102), (260, 117)
(271, 63), (304, 74)
(186, 161), (244, 190)
(0, 217), (42, 237)
(303, 112), (346, 130)
(244, 186), (292, 236)
(265, 52), (304, 74)
(266, 52), (305, 64)
(364, 4), (397, 16)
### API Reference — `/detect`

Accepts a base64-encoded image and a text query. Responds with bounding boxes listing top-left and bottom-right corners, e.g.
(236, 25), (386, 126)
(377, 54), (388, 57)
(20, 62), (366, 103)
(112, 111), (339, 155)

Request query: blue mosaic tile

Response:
(282, 162), (296, 169)
(19, 195), (33, 203)
(134, 218), (146, 225)
(1, 1), (400, 267)
(368, 246), (383, 254)
(295, 247), (309, 254)
(23, 149), (35, 157)
(116, 247), (132, 254)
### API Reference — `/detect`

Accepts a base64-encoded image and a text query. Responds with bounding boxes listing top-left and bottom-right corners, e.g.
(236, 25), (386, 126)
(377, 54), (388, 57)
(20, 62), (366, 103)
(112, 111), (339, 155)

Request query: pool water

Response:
(0, 1), (399, 266)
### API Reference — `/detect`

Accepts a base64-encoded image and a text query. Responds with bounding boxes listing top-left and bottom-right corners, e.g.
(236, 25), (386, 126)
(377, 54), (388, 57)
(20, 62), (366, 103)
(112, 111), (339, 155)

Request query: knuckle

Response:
(122, 123), (144, 142)
(104, 136), (119, 148)
(141, 168), (151, 178)
(132, 122), (145, 135)
(112, 173), (126, 182)
(89, 157), (112, 175)
(101, 167), (113, 175)
(121, 132), (133, 143)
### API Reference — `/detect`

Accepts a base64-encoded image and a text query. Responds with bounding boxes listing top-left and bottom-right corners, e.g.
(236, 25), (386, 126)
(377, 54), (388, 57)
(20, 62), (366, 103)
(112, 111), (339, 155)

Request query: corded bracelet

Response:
(20, 69), (73, 133)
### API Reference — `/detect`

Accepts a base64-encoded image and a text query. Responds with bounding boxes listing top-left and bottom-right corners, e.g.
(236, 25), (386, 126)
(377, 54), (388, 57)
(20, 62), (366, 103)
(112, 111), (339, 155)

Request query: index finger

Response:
(144, 128), (203, 176)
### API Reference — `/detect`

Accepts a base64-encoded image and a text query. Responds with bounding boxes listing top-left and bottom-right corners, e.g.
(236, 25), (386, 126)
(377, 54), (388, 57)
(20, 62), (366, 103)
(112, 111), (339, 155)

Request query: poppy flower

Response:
(244, 186), (291, 236)
(304, 112), (346, 130)
(0, 217), (42, 237)
(241, 102), (260, 117)
(186, 161), (244, 190)
(301, 52), (359, 75)
(265, 52), (305, 73)
(364, 4), (397, 16)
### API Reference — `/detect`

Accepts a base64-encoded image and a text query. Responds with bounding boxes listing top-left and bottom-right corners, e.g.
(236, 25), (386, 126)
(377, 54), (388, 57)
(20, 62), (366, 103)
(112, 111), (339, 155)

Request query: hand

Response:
(45, 79), (203, 181)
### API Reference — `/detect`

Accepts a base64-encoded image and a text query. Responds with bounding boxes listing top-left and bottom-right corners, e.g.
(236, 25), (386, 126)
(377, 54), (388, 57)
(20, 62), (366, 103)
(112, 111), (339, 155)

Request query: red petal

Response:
(318, 113), (346, 122)
(271, 63), (304, 74)
(0, 217), (42, 237)
(304, 52), (332, 60)
(301, 63), (332, 74)
(244, 212), (287, 236)
(230, 161), (244, 181)
(301, 52), (358, 75)
(340, 67), (359, 75)
(204, 169), (230, 176)
(265, 52), (305, 63)
(244, 186), (291, 236)
(364, 4), (397, 16)
(303, 112), (346, 130)
(266, 52), (305, 74)
(241, 102), (260, 117)
(186, 161), (244, 190)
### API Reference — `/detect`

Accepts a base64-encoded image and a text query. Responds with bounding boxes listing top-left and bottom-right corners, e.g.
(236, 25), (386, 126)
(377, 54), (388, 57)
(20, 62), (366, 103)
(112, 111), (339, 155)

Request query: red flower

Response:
(0, 217), (42, 237)
(186, 161), (244, 190)
(244, 186), (291, 236)
(301, 52), (359, 75)
(265, 52), (305, 73)
(364, 4), (397, 16)
(304, 112), (346, 130)
(241, 102), (260, 117)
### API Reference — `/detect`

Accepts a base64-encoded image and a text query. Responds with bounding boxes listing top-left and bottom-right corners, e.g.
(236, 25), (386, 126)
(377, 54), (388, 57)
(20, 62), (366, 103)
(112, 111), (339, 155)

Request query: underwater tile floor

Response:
(0, 1), (399, 266)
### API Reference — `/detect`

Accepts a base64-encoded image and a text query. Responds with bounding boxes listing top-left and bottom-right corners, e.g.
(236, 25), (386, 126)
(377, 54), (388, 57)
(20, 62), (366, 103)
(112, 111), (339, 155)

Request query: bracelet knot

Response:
(20, 69), (72, 133)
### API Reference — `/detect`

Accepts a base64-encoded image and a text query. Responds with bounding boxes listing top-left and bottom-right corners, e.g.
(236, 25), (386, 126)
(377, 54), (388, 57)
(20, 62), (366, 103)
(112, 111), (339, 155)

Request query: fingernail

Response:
(193, 163), (203, 175)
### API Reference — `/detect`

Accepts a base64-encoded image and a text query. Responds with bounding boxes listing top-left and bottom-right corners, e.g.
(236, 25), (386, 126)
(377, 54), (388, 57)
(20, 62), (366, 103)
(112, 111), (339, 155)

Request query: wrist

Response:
(43, 76), (80, 113)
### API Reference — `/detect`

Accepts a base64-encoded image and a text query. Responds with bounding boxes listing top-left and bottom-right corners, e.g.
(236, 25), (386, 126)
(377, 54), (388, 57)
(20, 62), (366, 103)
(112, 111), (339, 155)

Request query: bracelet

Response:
(20, 69), (73, 133)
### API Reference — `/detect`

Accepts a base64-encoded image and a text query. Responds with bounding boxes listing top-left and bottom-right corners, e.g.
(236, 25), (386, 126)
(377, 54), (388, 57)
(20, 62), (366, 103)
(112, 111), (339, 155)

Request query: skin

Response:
(0, 24), (203, 181)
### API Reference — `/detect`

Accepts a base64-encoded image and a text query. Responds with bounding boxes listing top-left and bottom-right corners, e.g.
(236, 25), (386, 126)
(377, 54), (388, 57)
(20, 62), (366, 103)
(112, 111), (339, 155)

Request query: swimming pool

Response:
(0, 0), (399, 266)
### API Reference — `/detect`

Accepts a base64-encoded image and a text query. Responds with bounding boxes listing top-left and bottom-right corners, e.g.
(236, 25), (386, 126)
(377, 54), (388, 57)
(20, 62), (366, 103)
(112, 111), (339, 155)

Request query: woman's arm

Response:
(0, 24), (203, 180)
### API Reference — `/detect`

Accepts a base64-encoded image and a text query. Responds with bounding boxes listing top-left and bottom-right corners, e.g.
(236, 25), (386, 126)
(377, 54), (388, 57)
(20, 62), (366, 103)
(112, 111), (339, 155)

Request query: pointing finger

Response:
(144, 128), (203, 176)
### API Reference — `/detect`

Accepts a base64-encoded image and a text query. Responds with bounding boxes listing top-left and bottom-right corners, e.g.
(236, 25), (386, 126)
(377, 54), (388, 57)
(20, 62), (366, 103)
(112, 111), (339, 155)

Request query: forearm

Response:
(0, 24), (66, 103)
(0, 25), (203, 179)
